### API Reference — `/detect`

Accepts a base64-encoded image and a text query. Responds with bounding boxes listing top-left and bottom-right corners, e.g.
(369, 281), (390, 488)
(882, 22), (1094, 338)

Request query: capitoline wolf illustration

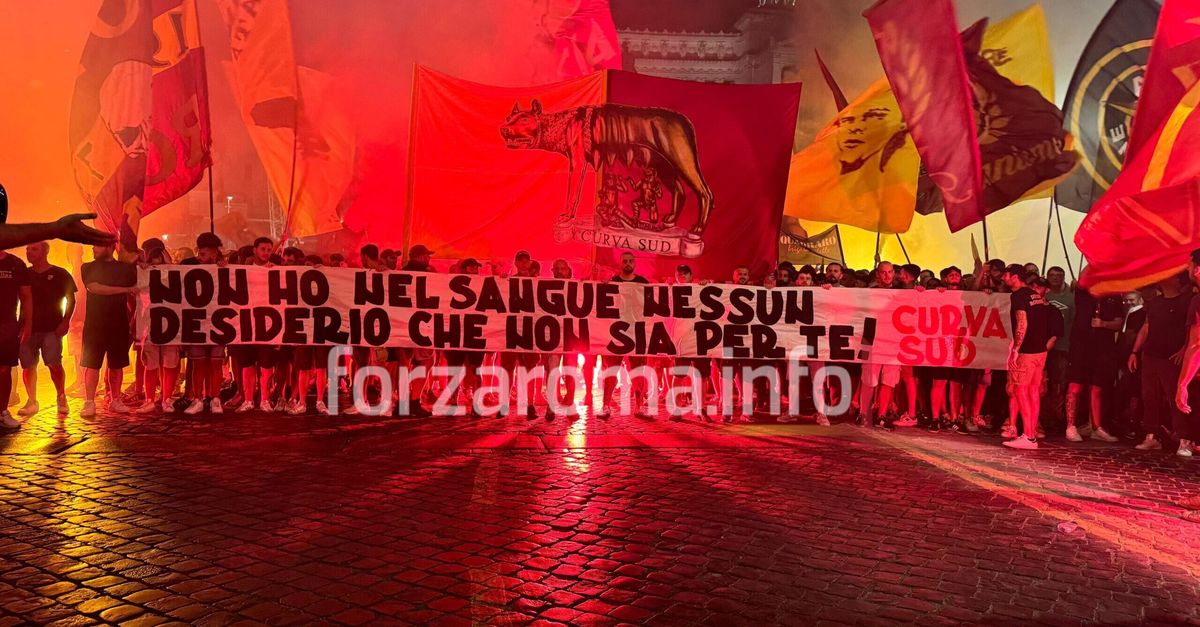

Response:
(500, 99), (714, 238)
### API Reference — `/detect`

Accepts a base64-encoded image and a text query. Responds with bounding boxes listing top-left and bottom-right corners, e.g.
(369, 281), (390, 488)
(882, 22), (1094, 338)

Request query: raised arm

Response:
(0, 215), (116, 250)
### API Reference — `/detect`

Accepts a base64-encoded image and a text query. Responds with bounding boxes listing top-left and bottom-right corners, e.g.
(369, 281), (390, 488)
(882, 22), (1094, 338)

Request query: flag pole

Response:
(874, 230), (882, 265)
(981, 216), (990, 260)
(1042, 196), (1053, 272)
(1055, 198), (1077, 281)
(402, 65), (422, 260)
(835, 225), (846, 265)
(895, 233), (910, 264)
(193, 0), (214, 236)
(207, 166), (215, 234)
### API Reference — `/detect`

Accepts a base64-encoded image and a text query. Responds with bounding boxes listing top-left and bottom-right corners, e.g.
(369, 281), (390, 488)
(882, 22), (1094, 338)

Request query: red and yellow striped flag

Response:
(1077, 0), (1200, 293)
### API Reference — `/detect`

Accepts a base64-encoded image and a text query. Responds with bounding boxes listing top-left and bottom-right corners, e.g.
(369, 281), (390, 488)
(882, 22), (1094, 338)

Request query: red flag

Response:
(1126, 0), (1200, 159)
(406, 68), (799, 281)
(541, 0), (623, 79)
(1077, 0), (1200, 293)
(600, 71), (801, 281)
(217, 0), (354, 240)
(69, 0), (211, 254)
(865, 0), (984, 233)
(143, 0), (212, 214)
(407, 67), (604, 264)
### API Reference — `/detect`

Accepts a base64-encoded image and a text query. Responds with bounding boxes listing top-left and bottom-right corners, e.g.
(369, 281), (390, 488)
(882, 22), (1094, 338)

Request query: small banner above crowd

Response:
(137, 266), (1014, 369)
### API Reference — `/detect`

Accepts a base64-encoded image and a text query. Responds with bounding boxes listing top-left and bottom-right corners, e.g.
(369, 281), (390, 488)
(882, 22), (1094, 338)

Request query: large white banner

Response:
(136, 266), (1013, 368)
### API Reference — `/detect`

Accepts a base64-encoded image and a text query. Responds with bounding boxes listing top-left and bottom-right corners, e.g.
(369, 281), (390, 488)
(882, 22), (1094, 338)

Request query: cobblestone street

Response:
(2, 393), (1199, 625)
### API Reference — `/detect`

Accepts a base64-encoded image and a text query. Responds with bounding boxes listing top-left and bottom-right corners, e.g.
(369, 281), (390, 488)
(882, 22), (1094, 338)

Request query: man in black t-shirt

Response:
(0, 248), (31, 429)
(1003, 272), (1059, 450)
(1065, 267), (1123, 441)
(16, 241), (75, 418)
(1131, 271), (1192, 450)
(180, 233), (227, 416)
(80, 242), (137, 417)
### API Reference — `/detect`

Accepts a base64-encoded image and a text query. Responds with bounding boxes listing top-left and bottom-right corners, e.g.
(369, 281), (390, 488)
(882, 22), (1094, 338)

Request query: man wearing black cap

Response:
(180, 233), (226, 415)
(404, 244), (434, 273)
(15, 241), (75, 418)
(497, 251), (546, 419)
(134, 239), (181, 414)
(394, 244), (434, 417)
(444, 258), (485, 412)
(513, 250), (532, 277)
(381, 249), (399, 271)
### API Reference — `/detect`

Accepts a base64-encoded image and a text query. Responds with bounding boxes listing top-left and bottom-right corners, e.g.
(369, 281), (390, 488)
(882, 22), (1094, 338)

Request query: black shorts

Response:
(232, 345), (279, 369)
(1067, 346), (1117, 387)
(445, 350), (485, 369)
(293, 346), (333, 370)
(674, 357), (711, 377)
(81, 325), (131, 370)
(929, 366), (970, 384)
(500, 351), (542, 370)
(0, 321), (20, 368)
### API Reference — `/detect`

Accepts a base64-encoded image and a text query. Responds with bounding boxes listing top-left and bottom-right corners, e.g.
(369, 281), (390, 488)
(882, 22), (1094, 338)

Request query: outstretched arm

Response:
(0, 214), (116, 250)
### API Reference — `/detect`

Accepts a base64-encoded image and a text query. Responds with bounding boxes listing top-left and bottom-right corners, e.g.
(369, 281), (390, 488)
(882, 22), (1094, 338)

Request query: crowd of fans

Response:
(0, 231), (1195, 458)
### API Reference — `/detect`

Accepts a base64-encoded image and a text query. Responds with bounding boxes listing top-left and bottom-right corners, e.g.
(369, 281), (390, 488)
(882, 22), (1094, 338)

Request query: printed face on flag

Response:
(834, 106), (897, 174)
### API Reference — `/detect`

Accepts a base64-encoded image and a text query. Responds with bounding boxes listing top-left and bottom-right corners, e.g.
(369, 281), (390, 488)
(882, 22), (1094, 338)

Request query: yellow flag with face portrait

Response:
(783, 77), (920, 234)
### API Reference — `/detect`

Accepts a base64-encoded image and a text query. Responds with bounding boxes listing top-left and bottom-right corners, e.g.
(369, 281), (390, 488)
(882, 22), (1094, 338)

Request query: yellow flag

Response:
(980, 5), (1054, 102)
(783, 78), (920, 234)
(786, 4), (1056, 238)
(981, 5), (1059, 201)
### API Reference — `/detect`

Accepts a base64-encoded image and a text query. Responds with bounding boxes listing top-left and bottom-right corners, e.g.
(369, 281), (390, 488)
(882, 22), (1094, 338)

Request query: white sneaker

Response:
(286, 400), (305, 415)
(80, 401), (96, 417)
(1135, 434), (1162, 450)
(1091, 428), (1119, 443)
(235, 400), (255, 413)
(17, 401), (38, 417)
(894, 414), (917, 428)
(315, 400), (329, 414)
(815, 413), (831, 427)
(777, 414), (798, 424)
(57, 395), (69, 415)
(1003, 437), (1039, 450)
(1000, 425), (1018, 439)
(1, 411), (19, 429)
(273, 399), (289, 413)
(1065, 425), (1083, 442)
(343, 403), (359, 415)
(209, 398), (224, 414)
(134, 400), (159, 414)
(965, 419), (980, 433)
(108, 399), (131, 413)
(162, 398), (175, 414)
(1178, 440), (1194, 458)
(183, 399), (205, 415)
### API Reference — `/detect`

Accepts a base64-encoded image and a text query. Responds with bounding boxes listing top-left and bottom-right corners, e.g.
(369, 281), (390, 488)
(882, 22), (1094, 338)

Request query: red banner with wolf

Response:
(598, 71), (800, 281)
(407, 66), (604, 267)
(407, 67), (800, 280)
